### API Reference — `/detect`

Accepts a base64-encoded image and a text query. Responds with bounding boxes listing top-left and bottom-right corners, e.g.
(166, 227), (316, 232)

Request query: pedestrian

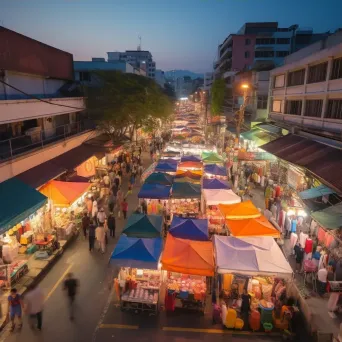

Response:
(130, 173), (136, 188)
(126, 183), (133, 196)
(95, 223), (106, 253)
(63, 273), (79, 320)
(126, 162), (131, 175)
(81, 212), (90, 239)
(8, 288), (23, 332)
(241, 288), (251, 329)
(138, 164), (143, 177)
(103, 173), (111, 189)
(91, 198), (98, 222)
(121, 198), (128, 219)
(88, 219), (96, 252)
(108, 191), (116, 213)
(117, 187), (123, 206)
(23, 283), (44, 331)
(107, 212), (116, 238)
(141, 199), (148, 215)
(97, 208), (107, 226)
(114, 173), (121, 188)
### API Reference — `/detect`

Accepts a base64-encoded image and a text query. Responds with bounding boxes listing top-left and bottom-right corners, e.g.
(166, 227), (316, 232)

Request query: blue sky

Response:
(1, 0), (341, 73)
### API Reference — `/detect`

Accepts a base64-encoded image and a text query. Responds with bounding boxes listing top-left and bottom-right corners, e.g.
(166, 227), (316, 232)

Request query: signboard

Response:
(238, 151), (277, 161)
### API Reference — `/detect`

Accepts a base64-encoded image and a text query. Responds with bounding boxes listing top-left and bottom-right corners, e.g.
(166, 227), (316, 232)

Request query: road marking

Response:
(162, 327), (281, 336)
(100, 324), (139, 330)
(45, 263), (73, 301)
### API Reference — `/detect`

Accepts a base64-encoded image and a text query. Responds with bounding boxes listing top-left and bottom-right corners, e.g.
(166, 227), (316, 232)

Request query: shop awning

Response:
(161, 234), (214, 276)
(201, 152), (224, 163)
(204, 164), (227, 176)
(122, 214), (162, 238)
(145, 173), (174, 186)
(174, 176), (201, 184)
(219, 200), (261, 220)
(66, 175), (90, 183)
(241, 128), (276, 147)
(155, 162), (177, 173)
(177, 161), (203, 169)
(311, 203), (342, 229)
(261, 134), (342, 193)
(39, 180), (91, 207)
(111, 236), (162, 269)
(203, 179), (230, 190)
(180, 155), (202, 163)
(138, 183), (171, 199)
(171, 182), (201, 199)
(213, 236), (292, 278)
(175, 170), (202, 179)
(225, 216), (280, 238)
(0, 178), (47, 233)
(299, 185), (335, 200)
(203, 189), (241, 206)
(169, 217), (209, 241)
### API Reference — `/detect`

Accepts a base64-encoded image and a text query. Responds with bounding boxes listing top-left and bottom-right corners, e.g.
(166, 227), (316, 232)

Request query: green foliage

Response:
(86, 71), (172, 143)
(211, 78), (226, 116)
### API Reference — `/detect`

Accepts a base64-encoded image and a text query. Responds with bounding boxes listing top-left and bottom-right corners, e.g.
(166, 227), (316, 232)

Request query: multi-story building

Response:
(203, 72), (213, 93)
(175, 76), (193, 98)
(107, 50), (156, 79)
(155, 69), (166, 88)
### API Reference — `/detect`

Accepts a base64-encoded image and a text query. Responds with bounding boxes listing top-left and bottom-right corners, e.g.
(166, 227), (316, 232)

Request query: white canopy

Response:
(213, 235), (293, 279)
(203, 189), (241, 206)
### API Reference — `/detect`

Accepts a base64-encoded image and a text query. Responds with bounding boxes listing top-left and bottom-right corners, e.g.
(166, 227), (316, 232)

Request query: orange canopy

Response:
(219, 200), (261, 220)
(40, 180), (91, 207)
(177, 161), (203, 170)
(225, 216), (280, 238)
(161, 234), (214, 276)
(176, 169), (203, 177)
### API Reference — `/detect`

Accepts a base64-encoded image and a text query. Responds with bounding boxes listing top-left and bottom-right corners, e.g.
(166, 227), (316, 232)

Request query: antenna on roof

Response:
(137, 36), (142, 51)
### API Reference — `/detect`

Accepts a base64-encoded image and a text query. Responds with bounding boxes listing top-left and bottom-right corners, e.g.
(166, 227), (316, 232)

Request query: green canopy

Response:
(145, 173), (174, 186)
(171, 182), (201, 199)
(122, 214), (163, 238)
(201, 152), (224, 163)
(241, 128), (276, 147)
(311, 203), (342, 229)
(0, 178), (48, 233)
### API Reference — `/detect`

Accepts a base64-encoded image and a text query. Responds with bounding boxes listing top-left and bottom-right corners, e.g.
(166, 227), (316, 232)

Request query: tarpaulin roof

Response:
(261, 134), (342, 194)
(138, 183), (171, 199)
(122, 214), (162, 238)
(39, 180), (91, 207)
(111, 236), (162, 269)
(219, 200), (261, 220)
(203, 189), (241, 206)
(181, 155), (202, 162)
(201, 152), (224, 163)
(145, 173), (174, 186)
(311, 203), (342, 229)
(169, 216), (208, 241)
(161, 234), (214, 276)
(0, 178), (48, 233)
(226, 215), (280, 238)
(163, 151), (181, 157)
(172, 182), (201, 199)
(158, 158), (178, 164)
(175, 170), (202, 179)
(299, 185), (335, 200)
(213, 236), (292, 278)
(204, 164), (227, 176)
(174, 176), (201, 184)
(203, 179), (230, 190)
(177, 161), (203, 169)
(155, 162), (177, 172)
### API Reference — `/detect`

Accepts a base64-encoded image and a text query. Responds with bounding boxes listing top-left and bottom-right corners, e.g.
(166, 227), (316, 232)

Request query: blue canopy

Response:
(111, 236), (162, 269)
(203, 178), (231, 190)
(169, 216), (209, 241)
(181, 155), (201, 162)
(145, 173), (174, 186)
(138, 183), (171, 199)
(299, 185), (335, 200)
(158, 158), (178, 164)
(0, 178), (48, 234)
(122, 214), (162, 238)
(155, 162), (177, 172)
(204, 164), (227, 176)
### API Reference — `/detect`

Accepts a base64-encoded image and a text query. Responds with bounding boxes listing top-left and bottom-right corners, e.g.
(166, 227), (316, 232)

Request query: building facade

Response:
(155, 69), (166, 88)
(203, 72), (213, 93)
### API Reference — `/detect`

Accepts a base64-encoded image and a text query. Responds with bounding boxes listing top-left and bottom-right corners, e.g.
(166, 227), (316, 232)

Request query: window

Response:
(287, 69), (305, 86)
(245, 38), (251, 45)
(307, 62), (328, 83)
(245, 51), (250, 58)
(255, 51), (274, 58)
(256, 38), (276, 45)
(285, 100), (302, 115)
(79, 72), (91, 82)
(257, 96), (268, 109)
(276, 51), (289, 57)
(330, 57), (342, 80)
(276, 38), (290, 44)
(272, 100), (282, 112)
(326, 99), (342, 120)
(305, 100), (323, 117)
(274, 74), (285, 88)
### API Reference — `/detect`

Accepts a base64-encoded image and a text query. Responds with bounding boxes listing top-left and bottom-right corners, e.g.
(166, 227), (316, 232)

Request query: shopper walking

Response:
(81, 212), (90, 239)
(88, 219), (96, 252)
(63, 273), (79, 320)
(121, 198), (128, 219)
(108, 191), (116, 213)
(97, 208), (107, 226)
(95, 223), (106, 253)
(8, 288), (23, 331)
(107, 212), (116, 238)
(24, 284), (44, 331)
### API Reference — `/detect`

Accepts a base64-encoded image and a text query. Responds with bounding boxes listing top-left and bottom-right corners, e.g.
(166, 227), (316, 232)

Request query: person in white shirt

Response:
(317, 267), (328, 296)
(97, 208), (107, 225)
(24, 284), (44, 330)
(103, 174), (111, 188)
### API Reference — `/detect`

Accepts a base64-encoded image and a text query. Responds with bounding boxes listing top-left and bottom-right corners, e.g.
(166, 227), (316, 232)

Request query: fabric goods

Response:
(304, 239), (313, 254)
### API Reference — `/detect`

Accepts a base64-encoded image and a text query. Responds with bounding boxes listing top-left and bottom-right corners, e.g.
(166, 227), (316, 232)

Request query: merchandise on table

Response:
(171, 198), (200, 217)
(206, 205), (226, 235)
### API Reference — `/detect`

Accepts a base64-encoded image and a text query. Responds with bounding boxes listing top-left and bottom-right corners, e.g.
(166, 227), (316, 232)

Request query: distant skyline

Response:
(1, 0), (342, 73)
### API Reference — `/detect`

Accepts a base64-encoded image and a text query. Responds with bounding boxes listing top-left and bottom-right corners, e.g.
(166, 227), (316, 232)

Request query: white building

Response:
(155, 69), (165, 88)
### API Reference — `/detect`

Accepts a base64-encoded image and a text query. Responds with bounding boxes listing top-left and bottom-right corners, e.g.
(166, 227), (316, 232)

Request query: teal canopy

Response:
(122, 214), (163, 238)
(145, 173), (174, 186)
(0, 178), (48, 233)
(299, 185), (335, 200)
(311, 203), (342, 229)
(171, 182), (201, 199)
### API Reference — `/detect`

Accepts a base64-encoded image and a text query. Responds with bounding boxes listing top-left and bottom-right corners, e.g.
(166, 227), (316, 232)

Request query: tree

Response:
(86, 71), (173, 143)
(211, 78), (226, 116)
(163, 82), (176, 99)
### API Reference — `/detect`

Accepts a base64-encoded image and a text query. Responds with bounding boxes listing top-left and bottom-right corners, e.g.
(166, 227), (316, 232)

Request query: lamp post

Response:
(235, 83), (249, 145)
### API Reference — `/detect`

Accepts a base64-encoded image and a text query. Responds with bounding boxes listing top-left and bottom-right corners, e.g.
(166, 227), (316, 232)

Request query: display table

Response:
(121, 288), (159, 315)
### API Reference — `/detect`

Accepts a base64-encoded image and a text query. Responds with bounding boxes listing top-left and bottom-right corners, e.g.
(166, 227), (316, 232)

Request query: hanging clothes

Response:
(291, 218), (297, 233)
(299, 232), (308, 248)
(290, 233), (298, 250)
(304, 238), (313, 254)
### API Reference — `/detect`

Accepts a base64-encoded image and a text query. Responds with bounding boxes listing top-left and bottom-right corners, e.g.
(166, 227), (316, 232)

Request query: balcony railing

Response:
(0, 120), (95, 162)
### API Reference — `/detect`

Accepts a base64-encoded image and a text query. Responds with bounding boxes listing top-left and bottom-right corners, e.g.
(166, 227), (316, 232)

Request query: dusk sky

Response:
(1, 0), (341, 73)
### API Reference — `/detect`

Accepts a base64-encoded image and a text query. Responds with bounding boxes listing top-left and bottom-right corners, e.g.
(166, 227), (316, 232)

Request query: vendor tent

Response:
(219, 200), (261, 220)
(40, 180), (90, 207)
(299, 185), (335, 200)
(177, 161), (203, 169)
(203, 189), (241, 205)
(155, 162), (177, 173)
(176, 170), (202, 179)
(311, 203), (342, 229)
(226, 216), (280, 238)
(0, 178), (47, 233)
(138, 183), (171, 199)
(161, 234), (214, 276)
(169, 216), (208, 241)
(145, 173), (174, 186)
(122, 214), (163, 238)
(204, 164), (226, 176)
(172, 182), (201, 199)
(158, 158), (178, 164)
(214, 235), (292, 278)
(203, 179), (230, 190)
(202, 152), (224, 163)
(111, 236), (162, 269)
(181, 155), (202, 162)
(174, 176), (201, 184)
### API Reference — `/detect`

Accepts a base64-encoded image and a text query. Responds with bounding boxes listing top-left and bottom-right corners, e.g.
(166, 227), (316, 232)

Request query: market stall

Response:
(218, 200), (261, 220)
(111, 236), (163, 314)
(141, 162), (157, 183)
(161, 234), (214, 313)
(174, 176), (201, 185)
(181, 155), (202, 163)
(169, 217), (209, 241)
(202, 179), (230, 190)
(204, 164), (227, 180)
(145, 173), (174, 186)
(122, 214), (163, 238)
(201, 152), (224, 164)
(155, 162), (178, 174)
(175, 170), (202, 180)
(138, 183), (171, 215)
(177, 161), (203, 171)
(171, 182), (201, 217)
